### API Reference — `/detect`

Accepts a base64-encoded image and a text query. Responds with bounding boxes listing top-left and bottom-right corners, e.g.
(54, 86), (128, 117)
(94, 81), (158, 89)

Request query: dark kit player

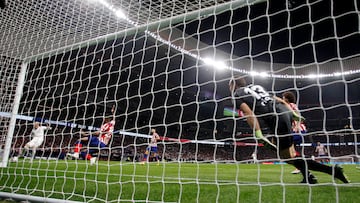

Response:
(229, 76), (349, 184)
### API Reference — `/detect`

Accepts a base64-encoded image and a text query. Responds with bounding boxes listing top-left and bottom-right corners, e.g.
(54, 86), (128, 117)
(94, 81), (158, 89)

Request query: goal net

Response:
(1, 0), (360, 202)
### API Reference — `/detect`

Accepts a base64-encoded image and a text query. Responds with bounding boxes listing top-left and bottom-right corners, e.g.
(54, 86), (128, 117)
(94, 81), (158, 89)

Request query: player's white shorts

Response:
(26, 138), (44, 148)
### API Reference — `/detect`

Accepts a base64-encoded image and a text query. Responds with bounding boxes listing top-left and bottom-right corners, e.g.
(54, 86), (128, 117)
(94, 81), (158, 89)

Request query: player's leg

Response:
(151, 147), (160, 165)
(304, 160), (349, 183)
(67, 136), (89, 159)
(275, 106), (316, 183)
(291, 133), (302, 174)
(84, 136), (104, 165)
(22, 142), (32, 157)
(88, 140), (107, 165)
(22, 139), (38, 158)
(21, 138), (42, 161)
(280, 141), (349, 183)
(278, 135), (318, 183)
(141, 147), (150, 164)
(280, 145), (318, 184)
(22, 144), (29, 157)
(30, 146), (37, 161)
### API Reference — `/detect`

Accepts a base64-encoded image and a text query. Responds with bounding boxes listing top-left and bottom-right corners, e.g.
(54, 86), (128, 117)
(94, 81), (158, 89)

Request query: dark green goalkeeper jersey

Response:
(233, 84), (294, 150)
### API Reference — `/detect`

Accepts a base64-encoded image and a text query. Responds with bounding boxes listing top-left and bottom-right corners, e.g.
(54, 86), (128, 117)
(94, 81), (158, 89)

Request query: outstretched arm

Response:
(273, 96), (296, 112)
(45, 123), (52, 130)
(111, 105), (116, 121)
(274, 96), (304, 122)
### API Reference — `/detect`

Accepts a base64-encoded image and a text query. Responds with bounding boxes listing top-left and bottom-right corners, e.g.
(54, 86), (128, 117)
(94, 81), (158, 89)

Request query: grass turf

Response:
(0, 160), (359, 202)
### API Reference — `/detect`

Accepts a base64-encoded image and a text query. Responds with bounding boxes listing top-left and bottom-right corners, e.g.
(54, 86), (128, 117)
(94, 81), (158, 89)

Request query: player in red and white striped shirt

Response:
(288, 102), (307, 134)
(141, 128), (160, 165)
(67, 105), (116, 165)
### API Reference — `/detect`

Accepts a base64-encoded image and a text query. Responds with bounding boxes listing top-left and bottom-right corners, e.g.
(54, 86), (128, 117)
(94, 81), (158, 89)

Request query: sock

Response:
(143, 154), (148, 161)
(80, 152), (92, 160)
(85, 154), (92, 160)
(74, 142), (82, 153)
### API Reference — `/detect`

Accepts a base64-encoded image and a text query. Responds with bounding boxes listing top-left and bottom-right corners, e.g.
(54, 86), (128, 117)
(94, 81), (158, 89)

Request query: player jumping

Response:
(67, 106), (116, 165)
(141, 128), (160, 165)
(229, 76), (349, 184)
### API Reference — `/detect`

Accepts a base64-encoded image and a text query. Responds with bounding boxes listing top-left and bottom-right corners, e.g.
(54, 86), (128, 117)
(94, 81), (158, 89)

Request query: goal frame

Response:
(0, 0), (265, 168)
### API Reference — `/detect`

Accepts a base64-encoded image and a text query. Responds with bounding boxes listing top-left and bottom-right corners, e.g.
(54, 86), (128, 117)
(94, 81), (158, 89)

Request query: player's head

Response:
(33, 122), (40, 128)
(229, 75), (247, 92)
(151, 128), (156, 134)
(104, 116), (112, 123)
(282, 91), (296, 104)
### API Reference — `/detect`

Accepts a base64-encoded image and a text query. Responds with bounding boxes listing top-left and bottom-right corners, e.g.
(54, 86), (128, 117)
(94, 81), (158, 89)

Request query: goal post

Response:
(0, 62), (27, 168)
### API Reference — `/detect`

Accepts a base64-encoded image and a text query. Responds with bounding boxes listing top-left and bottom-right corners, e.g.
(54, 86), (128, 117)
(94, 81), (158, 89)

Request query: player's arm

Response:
(274, 96), (304, 122)
(274, 96), (296, 112)
(45, 123), (52, 130)
(240, 103), (276, 149)
(111, 105), (116, 121)
(155, 133), (160, 141)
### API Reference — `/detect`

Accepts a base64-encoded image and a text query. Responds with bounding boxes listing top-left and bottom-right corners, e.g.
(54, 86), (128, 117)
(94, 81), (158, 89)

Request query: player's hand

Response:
(111, 105), (115, 113)
(292, 111), (305, 122)
(255, 130), (277, 149)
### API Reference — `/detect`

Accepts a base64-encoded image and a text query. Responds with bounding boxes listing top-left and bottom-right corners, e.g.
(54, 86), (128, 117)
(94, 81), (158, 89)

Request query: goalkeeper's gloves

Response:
(255, 130), (277, 149)
(292, 111), (305, 122)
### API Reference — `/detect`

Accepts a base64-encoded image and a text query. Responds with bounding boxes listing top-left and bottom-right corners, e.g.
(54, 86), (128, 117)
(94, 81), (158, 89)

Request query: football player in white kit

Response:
(16, 122), (51, 161)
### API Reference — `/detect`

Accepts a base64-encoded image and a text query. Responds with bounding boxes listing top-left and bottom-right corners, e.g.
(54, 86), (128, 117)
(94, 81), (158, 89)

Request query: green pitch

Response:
(1, 160), (359, 202)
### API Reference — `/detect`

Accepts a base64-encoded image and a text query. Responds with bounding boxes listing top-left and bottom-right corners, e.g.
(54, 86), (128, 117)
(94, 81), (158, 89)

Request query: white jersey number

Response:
(244, 85), (272, 106)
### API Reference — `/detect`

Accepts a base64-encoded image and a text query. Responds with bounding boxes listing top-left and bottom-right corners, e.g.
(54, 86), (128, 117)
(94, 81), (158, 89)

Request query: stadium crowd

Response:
(9, 124), (360, 163)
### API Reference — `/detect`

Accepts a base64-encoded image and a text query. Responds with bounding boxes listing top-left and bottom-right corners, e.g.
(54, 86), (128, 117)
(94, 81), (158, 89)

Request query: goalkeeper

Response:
(229, 76), (349, 184)
(67, 106), (116, 165)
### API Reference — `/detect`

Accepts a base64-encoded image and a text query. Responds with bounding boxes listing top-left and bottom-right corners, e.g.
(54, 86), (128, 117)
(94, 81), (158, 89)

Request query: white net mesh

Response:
(0, 57), (22, 165)
(1, 0), (360, 202)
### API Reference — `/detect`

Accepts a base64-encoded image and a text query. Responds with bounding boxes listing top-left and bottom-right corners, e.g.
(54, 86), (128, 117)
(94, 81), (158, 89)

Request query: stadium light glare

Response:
(97, 0), (111, 8)
(203, 57), (216, 65)
(249, 71), (257, 76)
(88, 0), (360, 80)
(202, 57), (228, 70)
(259, 72), (269, 77)
(307, 74), (318, 79)
(334, 72), (342, 76)
(115, 9), (126, 19)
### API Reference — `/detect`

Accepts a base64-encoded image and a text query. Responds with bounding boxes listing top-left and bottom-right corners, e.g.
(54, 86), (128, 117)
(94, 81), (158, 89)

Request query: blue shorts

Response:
(293, 131), (306, 145)
(79, 136), (107, 158)
(147, 146), (158, 153)
(89, 136), (107, 149)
